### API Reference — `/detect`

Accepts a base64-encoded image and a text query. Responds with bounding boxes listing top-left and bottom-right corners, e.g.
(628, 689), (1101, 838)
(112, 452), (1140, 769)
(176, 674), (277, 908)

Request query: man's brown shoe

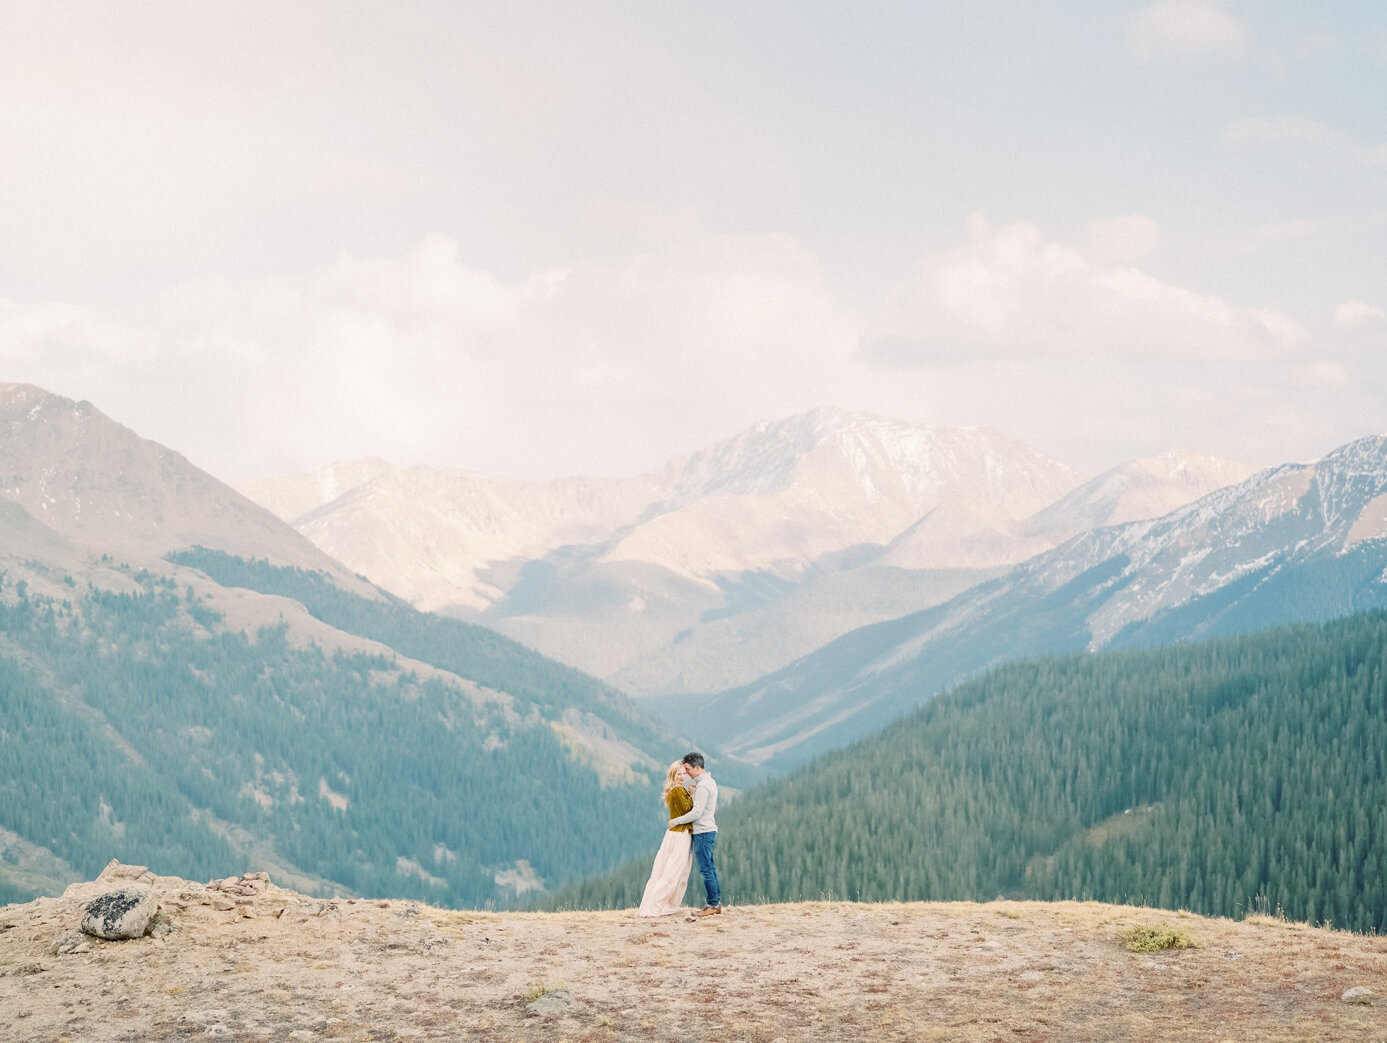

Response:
(695, 906), (722, 917)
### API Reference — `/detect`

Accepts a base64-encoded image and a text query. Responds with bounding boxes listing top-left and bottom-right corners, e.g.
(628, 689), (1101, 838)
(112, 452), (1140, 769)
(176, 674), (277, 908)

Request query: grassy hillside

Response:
(0, 561), (696, 907)
(168, 548), (695, 766)
(548, 611), (1387, 933)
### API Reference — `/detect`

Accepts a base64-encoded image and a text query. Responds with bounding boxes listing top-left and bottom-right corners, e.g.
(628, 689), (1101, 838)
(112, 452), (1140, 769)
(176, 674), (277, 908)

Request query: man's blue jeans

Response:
(692, 830), (720, 908)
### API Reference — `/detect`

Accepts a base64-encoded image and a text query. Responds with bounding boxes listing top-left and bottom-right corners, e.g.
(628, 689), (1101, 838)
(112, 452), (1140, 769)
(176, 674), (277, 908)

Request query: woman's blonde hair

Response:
(662, 760), (685, 800)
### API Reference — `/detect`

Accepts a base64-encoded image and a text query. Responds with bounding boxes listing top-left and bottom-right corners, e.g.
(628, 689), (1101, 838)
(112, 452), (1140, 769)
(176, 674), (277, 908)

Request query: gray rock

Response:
(81, 887), (157, 940)
(526, 990), (577, 1016)
(49, 930), (91, 956)
(98, 859), (150, 883)
(1341, 986), (1373, 1004)
(183, 1009), (230, 1028)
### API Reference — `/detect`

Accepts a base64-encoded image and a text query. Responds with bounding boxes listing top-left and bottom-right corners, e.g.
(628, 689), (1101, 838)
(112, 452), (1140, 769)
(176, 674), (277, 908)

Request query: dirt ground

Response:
(1, 862), (1384, 1042)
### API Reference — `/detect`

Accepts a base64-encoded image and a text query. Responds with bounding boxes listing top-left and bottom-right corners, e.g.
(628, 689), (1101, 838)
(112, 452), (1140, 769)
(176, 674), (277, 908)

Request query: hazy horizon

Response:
(2, 2), (1385, 482)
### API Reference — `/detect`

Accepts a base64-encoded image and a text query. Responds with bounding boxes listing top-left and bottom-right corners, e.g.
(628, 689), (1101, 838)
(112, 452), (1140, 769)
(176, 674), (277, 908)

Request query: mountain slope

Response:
(235, 457), (394, 525)
(254, 410), (1083, 694)
(0, 383), (373, 594)
(690, 434), (1387, 768)
(297, 469), (655, 614)
(242, 411), (1253, 696)
(0, 386), (719, 907)
(605, 408), (1081, 577)
(552, 613), (1387, 935)
(480, 411), (1080, 692)
(1008, 449), (1255, 546)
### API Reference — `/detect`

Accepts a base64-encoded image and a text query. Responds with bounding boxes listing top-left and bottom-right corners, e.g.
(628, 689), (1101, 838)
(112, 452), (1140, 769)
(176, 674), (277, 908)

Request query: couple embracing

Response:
(637, 752), (721, 918)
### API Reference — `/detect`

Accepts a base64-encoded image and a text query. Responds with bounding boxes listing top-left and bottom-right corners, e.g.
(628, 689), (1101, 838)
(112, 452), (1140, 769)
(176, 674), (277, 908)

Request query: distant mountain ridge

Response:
(240, 409), (1251, 694)
(686, 432), (1387, 769)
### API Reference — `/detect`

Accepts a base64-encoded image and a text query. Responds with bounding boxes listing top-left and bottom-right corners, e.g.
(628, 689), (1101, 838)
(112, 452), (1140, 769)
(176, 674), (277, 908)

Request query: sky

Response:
(1, 1), (1385, 482)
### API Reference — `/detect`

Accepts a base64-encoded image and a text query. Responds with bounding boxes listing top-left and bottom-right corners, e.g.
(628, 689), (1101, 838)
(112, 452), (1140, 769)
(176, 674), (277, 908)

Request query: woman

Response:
(636, 761), (695, 916)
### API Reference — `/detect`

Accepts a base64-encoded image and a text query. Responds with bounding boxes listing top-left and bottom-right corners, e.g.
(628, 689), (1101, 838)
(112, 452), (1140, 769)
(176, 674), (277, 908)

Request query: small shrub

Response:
(1119, 924), (1201, 952)
(523, 981), (566, 1002)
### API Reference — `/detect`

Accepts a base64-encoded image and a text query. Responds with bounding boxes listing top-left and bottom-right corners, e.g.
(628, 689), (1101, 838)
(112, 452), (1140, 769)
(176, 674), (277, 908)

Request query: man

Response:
(668, 751), (720, 916)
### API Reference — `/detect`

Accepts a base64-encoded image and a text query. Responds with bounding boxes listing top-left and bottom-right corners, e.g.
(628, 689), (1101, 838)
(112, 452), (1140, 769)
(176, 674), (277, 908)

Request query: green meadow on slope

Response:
(549, 611), (1387, 933)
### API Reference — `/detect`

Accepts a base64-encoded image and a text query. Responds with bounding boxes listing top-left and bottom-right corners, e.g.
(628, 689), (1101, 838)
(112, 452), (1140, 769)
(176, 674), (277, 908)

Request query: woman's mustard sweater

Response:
(666, 786), (693, 832)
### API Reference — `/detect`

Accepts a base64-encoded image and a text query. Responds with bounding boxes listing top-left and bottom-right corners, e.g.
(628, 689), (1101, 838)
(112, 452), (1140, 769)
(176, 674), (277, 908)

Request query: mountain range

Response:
(239, 409), (1253, 695)
(684, 432), (1387, 769)
(7, 378), (1387, 924)
(0, 383), (711, 907)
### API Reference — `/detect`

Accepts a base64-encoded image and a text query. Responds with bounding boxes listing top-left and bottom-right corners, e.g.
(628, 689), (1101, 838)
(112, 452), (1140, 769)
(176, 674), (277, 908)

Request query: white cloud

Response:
(1129, 2), (1249, 62)
(0, 222), (1371, 485)
(874, 216), (1308, 366)
(1223, 117), (1341, 147)
(0, 235), (861, 481)
(1333, 299), (1387, 331)
(0, 3), (787, 297)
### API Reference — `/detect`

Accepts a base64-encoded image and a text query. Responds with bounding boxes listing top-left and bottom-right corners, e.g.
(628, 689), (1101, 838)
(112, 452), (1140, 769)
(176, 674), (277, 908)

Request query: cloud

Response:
(0, 234), (861, 481)
(1223, 117), (1340, 148)
(1129, 1), (1248, 62)
(0, 222), (1371, 485)
(869, 215), (1309, 368)
(0, 3), (788, 298)
(1333, 300), (1387, 331)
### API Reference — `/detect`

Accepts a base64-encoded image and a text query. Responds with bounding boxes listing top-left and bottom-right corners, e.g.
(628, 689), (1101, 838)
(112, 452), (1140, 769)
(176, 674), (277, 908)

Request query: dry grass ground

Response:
(1, 864), (1384, 1042)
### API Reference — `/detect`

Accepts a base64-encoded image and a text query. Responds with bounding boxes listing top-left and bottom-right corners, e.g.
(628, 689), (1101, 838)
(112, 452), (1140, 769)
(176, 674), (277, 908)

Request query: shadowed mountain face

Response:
(239, 410), (1251, 695)
(685, 435), (1387, 770)
(0, 384), (713, 908)
(0, 383), (374, 595)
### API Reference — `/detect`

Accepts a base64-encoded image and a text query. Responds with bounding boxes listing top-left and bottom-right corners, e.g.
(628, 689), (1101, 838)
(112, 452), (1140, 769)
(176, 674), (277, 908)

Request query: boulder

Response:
(1341, 986), (1373, 1004)
(49, 930), (91, 956)
(98, 859), (150, 882)
(526, 990), (576, 1016)
(81, 887), (157, 940)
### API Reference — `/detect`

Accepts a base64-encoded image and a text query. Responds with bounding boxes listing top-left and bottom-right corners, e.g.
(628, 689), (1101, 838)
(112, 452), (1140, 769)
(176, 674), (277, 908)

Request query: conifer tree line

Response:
(168, 548), (683, 765)
(0, 565), (671, 906)
(547, 612), (1387, 933)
